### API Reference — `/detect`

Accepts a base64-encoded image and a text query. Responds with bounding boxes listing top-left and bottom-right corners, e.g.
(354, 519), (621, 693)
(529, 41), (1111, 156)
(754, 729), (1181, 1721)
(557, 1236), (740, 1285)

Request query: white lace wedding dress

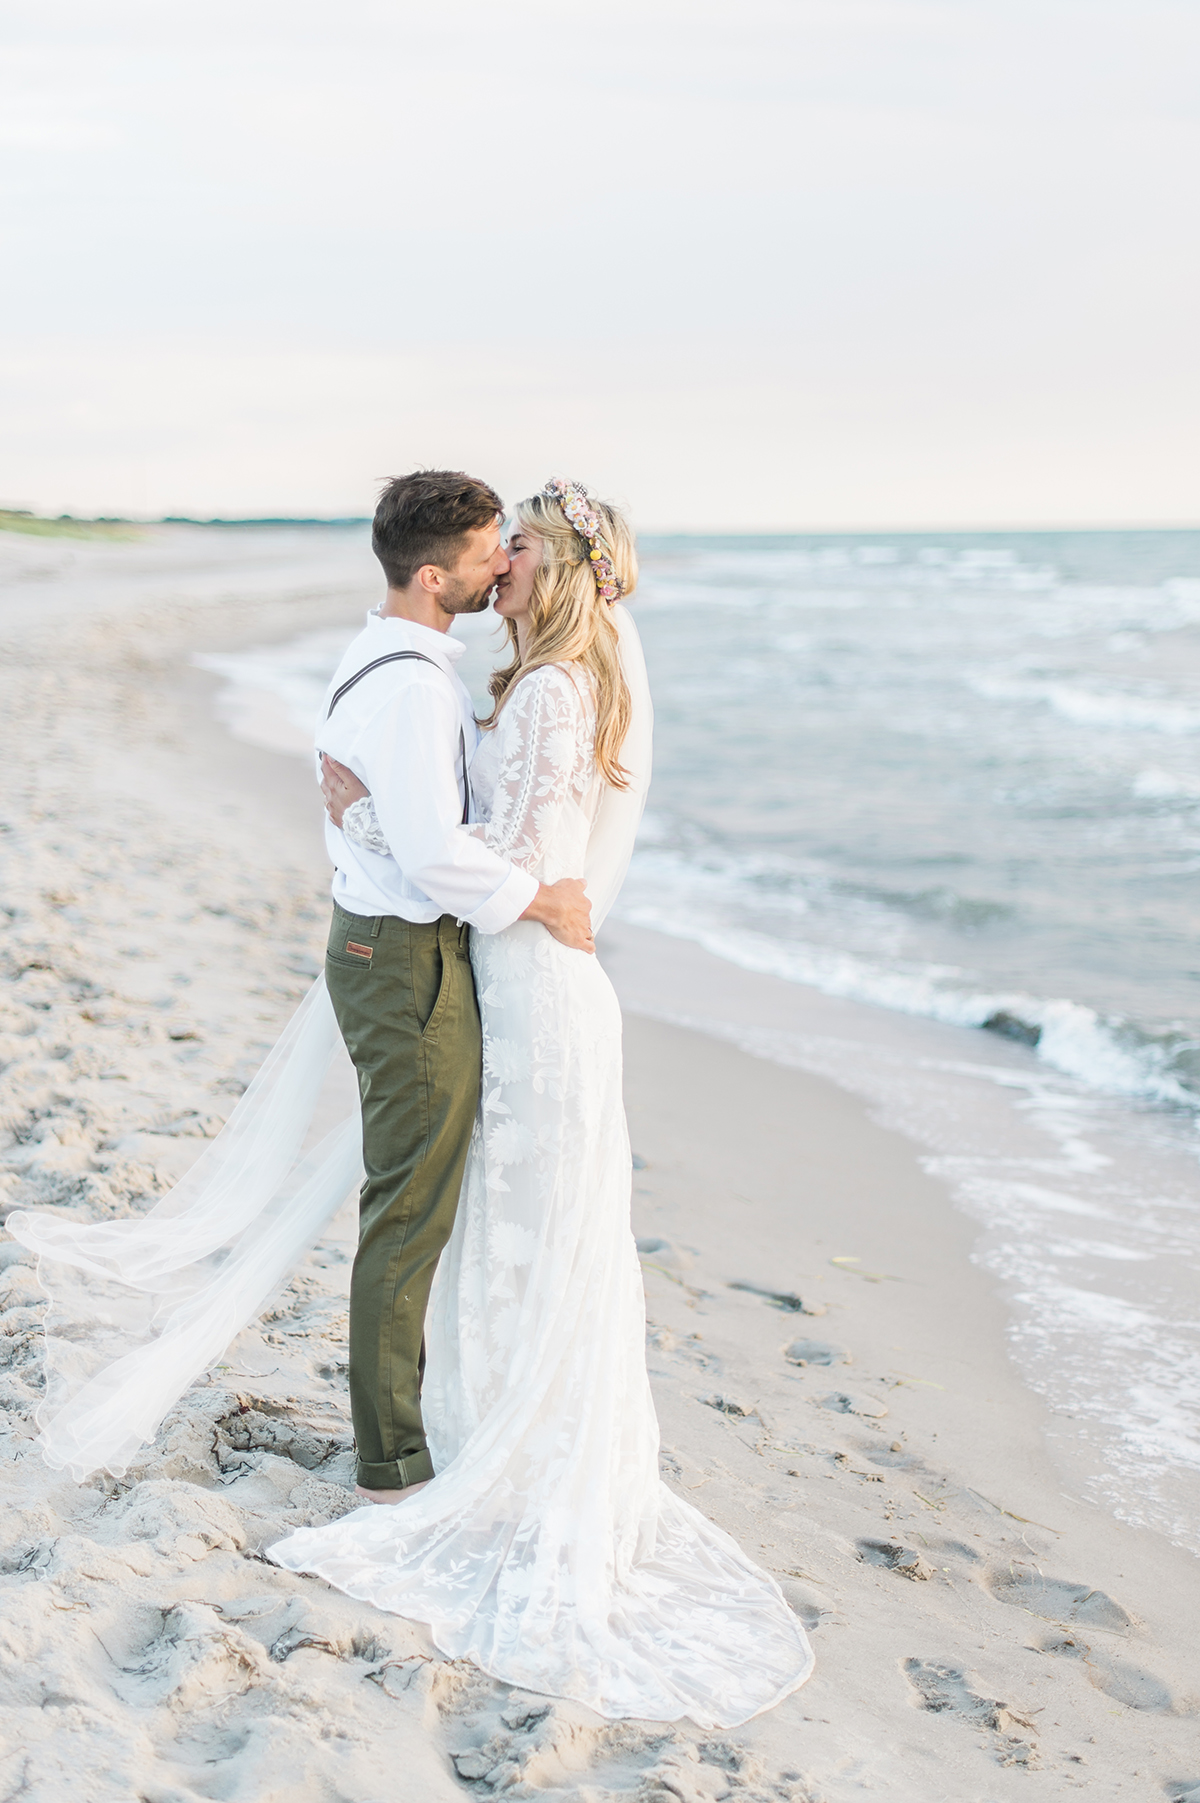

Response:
(7, 610), (813, 1727)
(269, 653), (814, 1727)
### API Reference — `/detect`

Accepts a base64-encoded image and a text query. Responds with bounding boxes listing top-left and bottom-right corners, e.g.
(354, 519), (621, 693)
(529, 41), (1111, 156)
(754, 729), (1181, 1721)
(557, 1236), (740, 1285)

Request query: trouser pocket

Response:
(413, 931), (445, 1036)
(417, 917), (469, 1041)
(326, 906), (381, 971)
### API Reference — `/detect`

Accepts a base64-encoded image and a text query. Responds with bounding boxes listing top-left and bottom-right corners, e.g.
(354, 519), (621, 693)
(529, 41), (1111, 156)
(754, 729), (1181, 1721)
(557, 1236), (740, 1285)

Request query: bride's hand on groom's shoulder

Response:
(521, 878), (595, 954)
(321, 753), (369, 828)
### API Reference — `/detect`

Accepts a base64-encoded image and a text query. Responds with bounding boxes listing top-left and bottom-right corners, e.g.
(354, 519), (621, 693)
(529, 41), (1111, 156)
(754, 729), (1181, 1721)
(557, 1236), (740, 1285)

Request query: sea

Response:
(142, 522), (1200, 1555)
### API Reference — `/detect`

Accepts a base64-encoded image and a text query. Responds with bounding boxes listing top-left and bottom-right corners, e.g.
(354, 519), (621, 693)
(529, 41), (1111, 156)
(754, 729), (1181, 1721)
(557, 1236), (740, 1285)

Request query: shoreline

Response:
(1, 532), (1197, 1798)
(600, 919), (1200, 1562)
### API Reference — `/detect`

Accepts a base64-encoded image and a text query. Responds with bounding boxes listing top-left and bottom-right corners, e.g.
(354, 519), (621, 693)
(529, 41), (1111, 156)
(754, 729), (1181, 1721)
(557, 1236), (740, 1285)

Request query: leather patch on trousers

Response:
(345, 942), (374, 960)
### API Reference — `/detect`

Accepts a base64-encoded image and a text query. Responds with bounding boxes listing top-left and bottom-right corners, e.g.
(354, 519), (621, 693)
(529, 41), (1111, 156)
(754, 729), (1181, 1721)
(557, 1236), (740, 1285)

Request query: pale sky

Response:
(2, 0), (1198, 529)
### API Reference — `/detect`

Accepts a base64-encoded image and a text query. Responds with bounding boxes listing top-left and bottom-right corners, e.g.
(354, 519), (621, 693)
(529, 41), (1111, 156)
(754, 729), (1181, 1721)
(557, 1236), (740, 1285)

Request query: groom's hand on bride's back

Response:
(321, 753), (367, 827)
(521, 879), (595, 954)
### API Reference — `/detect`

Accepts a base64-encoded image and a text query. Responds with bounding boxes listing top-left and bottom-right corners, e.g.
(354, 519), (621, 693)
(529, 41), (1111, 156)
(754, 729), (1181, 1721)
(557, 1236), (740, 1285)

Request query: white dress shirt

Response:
(315, 612), (538, 933)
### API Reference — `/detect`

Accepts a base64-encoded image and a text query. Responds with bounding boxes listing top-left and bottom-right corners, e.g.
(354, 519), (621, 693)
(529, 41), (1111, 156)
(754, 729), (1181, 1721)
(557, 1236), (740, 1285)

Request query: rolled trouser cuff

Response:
(356, 1448), (434, 1490)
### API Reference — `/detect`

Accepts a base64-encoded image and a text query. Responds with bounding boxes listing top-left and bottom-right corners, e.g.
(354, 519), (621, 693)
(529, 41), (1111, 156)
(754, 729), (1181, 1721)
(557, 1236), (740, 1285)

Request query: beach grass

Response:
(0, 508), (143, 541)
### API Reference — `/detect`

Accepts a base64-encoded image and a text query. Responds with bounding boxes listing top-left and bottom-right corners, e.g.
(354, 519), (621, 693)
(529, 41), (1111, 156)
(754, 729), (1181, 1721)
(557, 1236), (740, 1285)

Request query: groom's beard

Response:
(438, 573), (494, 617)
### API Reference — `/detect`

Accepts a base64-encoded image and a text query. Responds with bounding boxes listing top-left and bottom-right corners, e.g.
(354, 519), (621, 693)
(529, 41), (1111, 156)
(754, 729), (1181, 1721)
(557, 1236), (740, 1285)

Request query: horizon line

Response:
(5, 507), (1200, 538)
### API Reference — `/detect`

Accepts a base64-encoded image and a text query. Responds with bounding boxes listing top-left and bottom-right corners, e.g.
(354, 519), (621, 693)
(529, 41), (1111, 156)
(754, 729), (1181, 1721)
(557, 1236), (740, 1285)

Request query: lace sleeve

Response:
(341, 795), (390, 856)
(471, 665), (591, 872)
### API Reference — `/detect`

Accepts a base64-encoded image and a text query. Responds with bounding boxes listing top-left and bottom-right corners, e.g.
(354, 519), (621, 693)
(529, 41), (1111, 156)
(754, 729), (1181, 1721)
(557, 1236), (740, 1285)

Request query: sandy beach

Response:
(2, 527), (1198, 1803)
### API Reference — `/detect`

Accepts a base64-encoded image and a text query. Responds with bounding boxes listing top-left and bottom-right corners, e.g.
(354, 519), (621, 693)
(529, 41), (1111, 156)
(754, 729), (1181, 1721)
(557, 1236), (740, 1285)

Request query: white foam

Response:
(968, 673), (1200, 734)
(1046, 1240), (1156, 1261)
(987, 1181), (1113, 1220)
(1133, 766), (1200, 799)
(616, 900), (1196, 1110)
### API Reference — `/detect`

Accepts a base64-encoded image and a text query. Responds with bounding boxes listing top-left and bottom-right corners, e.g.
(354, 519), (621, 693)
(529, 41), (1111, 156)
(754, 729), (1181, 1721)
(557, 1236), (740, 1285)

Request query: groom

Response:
(317, 470), (594, 1503)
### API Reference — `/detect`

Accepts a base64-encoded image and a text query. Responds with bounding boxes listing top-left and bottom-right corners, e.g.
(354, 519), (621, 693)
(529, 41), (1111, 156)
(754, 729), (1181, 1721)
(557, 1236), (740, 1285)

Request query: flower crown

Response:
(540, 477), (623, 603)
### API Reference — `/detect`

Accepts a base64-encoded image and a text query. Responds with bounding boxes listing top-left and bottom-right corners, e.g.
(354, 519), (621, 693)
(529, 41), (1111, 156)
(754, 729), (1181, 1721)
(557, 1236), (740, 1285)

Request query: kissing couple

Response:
(9, 470), (813, 1727)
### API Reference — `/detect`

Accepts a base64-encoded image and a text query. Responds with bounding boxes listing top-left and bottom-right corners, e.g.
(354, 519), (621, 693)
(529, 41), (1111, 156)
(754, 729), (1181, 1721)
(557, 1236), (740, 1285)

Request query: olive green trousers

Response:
(324, 903), (481, 1489)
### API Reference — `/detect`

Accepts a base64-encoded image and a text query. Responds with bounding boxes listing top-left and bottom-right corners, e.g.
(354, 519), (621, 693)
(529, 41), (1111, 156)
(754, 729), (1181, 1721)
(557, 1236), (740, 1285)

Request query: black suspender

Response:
(325, 649), (469, 827)
(326, 650), (436, 716)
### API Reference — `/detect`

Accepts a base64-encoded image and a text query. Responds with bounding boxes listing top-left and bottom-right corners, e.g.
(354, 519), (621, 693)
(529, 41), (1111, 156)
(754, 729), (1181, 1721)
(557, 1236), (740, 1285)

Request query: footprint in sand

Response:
(860, 1442), (921, 1472)
(115, 1601), (273, 1712)
(985, 1564), (1132, 1630)
(636, 1236), (694, 1271)
(902, 1659), (1040, 1765)
(776, 1579), (827, 1631)
(928, 1536), (983, 1566)
(783, 1338), (851, 1367)
(858, 1539), (935, 1582)
(446, 1693), (817, 1800)
(903, 1657), (1000, 1722)
(819, 1389), (888, 1419)
(1039, 1635), (1178, 1713)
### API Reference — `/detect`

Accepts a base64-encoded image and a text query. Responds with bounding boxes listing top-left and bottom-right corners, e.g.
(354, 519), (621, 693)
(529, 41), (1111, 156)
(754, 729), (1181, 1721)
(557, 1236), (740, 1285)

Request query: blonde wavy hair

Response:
(480, 488), (639, 789)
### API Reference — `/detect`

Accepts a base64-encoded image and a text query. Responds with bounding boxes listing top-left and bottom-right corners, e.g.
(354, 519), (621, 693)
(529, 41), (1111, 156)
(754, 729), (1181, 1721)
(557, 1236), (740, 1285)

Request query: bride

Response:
(9, 480), (813, 1729)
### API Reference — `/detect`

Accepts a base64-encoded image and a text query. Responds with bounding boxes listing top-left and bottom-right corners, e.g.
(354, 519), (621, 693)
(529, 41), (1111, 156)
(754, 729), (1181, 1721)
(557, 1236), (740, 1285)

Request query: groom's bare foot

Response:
(354, 1479), (430, 1505)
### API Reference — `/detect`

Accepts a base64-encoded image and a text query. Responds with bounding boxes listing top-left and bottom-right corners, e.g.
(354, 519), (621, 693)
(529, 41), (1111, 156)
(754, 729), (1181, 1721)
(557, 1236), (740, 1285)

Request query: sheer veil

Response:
(5, 983), (364, 1481)
(584, 604), (652, 930)
(5, 607), (653, 1481)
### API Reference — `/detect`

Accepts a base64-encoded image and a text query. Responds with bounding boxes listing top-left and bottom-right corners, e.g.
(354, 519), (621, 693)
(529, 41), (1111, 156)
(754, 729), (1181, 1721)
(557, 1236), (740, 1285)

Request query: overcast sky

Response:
(2, 0), (1198, 528)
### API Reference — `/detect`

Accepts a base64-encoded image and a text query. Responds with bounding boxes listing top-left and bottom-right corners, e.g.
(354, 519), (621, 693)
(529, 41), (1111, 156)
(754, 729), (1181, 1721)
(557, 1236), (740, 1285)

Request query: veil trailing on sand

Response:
(6, 607), (653, 1483)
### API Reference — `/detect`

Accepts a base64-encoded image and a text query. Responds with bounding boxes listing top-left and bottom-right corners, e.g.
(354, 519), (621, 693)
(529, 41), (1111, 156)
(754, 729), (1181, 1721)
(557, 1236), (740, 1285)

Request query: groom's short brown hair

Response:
(372, 470), (504, 589)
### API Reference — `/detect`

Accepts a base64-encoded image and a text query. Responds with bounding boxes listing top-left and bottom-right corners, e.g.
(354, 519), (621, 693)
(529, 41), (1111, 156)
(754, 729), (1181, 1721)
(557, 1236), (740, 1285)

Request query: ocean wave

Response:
(639, 541), (1060, 595)
(614, 903), (1200, 1110)
(1132, 767), (1200, 800)
(968, 673), (1200, 735)
(194, 630), (352, 745)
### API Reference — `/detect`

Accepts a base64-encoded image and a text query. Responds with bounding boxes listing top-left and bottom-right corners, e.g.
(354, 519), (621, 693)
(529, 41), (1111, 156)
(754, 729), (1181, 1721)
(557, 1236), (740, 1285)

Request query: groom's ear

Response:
(414, 562), (445, 595)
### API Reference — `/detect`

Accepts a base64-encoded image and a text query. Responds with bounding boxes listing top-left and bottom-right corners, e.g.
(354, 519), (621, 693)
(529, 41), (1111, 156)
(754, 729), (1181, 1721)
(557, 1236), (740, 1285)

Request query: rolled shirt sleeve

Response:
(365, 676), (538, 932)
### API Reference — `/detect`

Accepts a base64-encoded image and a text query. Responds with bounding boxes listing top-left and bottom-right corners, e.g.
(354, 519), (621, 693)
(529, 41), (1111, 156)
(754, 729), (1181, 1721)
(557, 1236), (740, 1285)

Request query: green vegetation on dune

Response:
(0, 509), (144, 541)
